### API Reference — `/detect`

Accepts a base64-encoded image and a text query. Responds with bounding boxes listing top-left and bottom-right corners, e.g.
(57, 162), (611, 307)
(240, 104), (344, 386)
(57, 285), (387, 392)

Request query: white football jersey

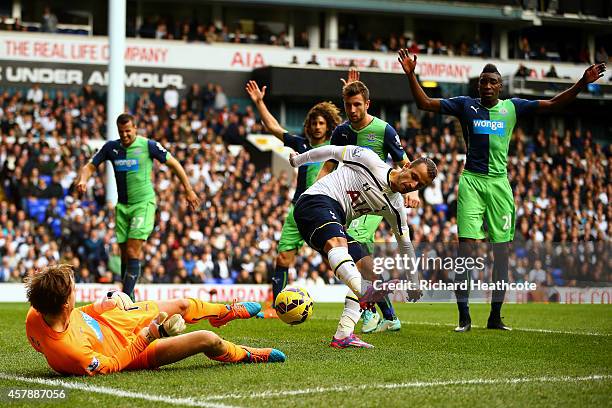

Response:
(291, 144), (418, 284)
(296, 145), (408, 238)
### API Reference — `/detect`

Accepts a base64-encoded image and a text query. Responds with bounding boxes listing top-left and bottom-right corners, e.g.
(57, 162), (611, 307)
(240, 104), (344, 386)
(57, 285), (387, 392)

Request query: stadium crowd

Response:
(0, 84), (609, 287)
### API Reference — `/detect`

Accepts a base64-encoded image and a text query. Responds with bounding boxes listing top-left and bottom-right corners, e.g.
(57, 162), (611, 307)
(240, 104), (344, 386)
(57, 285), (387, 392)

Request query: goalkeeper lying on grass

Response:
(25, 264), (285, 376)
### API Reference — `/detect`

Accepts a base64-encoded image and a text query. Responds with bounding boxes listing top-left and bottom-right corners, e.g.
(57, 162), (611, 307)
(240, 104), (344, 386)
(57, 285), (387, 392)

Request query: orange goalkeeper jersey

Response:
(25, 301), (158, 376)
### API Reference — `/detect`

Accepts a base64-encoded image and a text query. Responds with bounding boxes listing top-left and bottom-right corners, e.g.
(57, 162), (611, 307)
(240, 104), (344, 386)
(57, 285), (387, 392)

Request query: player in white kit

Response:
(290, 145), (437, 348)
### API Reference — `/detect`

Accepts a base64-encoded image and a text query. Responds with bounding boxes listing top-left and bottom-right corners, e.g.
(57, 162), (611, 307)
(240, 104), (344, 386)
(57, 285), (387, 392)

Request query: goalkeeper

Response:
(25, 264), (285, 376)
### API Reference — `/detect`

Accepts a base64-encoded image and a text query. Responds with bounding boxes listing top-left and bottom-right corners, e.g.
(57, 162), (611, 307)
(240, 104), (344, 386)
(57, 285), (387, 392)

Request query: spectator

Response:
(295, 31), (309, 48)
(212, 252), (230, 280)
(155, 21), (169, 39)
(41, 6), (58, 33)
(214, 85), (228, 111)
(408, 38), (420, 55)
(546, 65), (559, 78)
(528, 260), (547, 285)
(186, 83), (204, 114)
(535, 45), (548, 60)
(163, 85), (180, 109)
(515, 63), (532, 77)
(518, 36), (531, 59)
(595, 46), (609, 64)
(306, 54), (320, 66)
(27, 84), (43, 104)
(41, 173), (63, 199)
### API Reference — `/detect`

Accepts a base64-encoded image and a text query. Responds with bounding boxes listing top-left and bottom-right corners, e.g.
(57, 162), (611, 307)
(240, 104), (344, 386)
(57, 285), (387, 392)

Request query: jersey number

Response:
(130, 216), (145, 229)
(502, 214), (511, 231)
(347, 191), (370, 216)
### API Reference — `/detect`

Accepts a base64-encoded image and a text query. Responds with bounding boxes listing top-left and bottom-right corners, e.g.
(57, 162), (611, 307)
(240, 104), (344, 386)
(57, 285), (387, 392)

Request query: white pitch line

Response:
(310, 316), (611, 337)
(398, 320), (612, 337)
(201, 374), (612, 401)
(0, 372), (239, 408)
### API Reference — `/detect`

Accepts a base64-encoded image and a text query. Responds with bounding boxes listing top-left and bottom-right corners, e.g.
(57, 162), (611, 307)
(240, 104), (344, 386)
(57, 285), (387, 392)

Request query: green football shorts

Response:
(457, 170), (515, 243)
(115, 199), (156, 243)
(346, 214), (384, 254)
(277, 205), (305, 253)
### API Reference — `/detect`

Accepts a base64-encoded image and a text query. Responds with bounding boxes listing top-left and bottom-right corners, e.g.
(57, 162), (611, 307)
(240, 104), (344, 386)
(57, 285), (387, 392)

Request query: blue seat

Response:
(26, 198), (51, 224)
(27, 198), (37, 217)
(515, 247), (528, 259)
(433, 203), (448, 214)
(40, 175), (52, 185)
(552, 268), (565, 286)
(51, 219), (62, 237)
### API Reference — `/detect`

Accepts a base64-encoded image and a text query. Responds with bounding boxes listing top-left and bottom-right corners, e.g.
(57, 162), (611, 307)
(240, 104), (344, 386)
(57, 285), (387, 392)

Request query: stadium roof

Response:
(210, 0), (527, 21)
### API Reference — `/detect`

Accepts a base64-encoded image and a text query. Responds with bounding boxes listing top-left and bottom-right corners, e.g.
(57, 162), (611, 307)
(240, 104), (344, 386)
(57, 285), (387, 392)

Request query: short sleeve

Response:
(439, 96), (468, 117)
(283, 133), (308, 153)
(510, 98), (539, 117)
(383, 124), (407, 163)
(90, 142), (110, 167)
(148, 140), (170, 163)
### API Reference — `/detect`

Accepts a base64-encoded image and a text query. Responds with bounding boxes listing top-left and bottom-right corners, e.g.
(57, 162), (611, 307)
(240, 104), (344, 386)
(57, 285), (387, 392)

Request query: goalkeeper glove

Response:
(92, 295), (117, 314)
(107, 290), (136, 311)
(140, 312), (186, 343)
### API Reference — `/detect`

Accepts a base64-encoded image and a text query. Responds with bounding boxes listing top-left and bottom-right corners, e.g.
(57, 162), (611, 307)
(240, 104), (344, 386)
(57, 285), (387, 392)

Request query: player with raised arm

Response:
(25, 264), (285, 376)
(317, 72), (420, 333)
(397, 48), (606, 332)
(74, 113), (200, 300)
(246, 80), (342, 315)
(290, 145), (437, 348)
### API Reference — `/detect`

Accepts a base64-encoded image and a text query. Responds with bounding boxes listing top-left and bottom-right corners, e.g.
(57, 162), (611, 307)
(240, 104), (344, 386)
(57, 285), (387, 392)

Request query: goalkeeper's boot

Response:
(262, 299), (279, 319)
(241, 346), (286, 363)
(361, 309), (380, 333)
(374, 317), (402, 332)
(263, 307), (278, 319)
(487, 316), (512, 331)
(209, 301), (262, 328)
(330, 333), (374, 349)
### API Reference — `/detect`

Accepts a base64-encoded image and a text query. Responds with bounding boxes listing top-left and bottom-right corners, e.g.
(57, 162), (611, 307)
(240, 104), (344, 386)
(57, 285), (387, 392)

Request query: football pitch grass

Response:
(0, 302), (610, 407)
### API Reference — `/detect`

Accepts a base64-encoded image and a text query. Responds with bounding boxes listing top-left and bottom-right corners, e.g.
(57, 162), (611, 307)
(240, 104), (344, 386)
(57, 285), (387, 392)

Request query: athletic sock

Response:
(327, 246), (361, 297)
(207, 340), (248, 363)
(491, 242), (509, 320)
(377, 296), (396, 320)
(457, 302), (470, 322)
(490, 302), (503, 320)
(121, 260), (127, 281)
(183, 298), (229, 323)
(334, 290), (361, 339)
(455, 241), (473, 321)
(272, 265), (289, 304)
(122, 258), (140, 300)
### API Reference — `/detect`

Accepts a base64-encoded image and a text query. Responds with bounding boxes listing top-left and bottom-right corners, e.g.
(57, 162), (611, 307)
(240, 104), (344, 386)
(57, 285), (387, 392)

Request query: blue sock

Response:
(123, 259), (140, 300)
(377, 296), (396, 320)
(121, 261), (127, 281)
(272, 266), (288, 304)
